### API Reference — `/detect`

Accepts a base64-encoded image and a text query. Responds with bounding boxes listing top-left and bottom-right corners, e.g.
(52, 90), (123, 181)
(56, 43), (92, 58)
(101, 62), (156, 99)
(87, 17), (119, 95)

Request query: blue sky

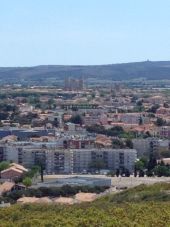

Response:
(0, 0), (170, 66)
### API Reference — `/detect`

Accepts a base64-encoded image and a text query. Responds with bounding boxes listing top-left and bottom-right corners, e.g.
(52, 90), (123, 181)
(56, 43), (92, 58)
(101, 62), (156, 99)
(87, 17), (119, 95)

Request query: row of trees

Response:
(112, 138), (133, 149)
(135, 153), (170, 177)
(2, 185), (109, 203)
(86, 124), (136, 138)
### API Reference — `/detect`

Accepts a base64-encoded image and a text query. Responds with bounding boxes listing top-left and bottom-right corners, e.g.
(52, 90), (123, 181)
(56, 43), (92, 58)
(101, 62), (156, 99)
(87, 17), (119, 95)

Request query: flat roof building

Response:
(0, 140), (137, 174)
(34, 176), (112, 188)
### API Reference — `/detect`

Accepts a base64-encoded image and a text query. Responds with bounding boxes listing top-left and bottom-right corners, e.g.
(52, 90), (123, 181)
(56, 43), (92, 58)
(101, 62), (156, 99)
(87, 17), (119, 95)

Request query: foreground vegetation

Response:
(1, 183), (170, 226)
(1, 202), (170, 227)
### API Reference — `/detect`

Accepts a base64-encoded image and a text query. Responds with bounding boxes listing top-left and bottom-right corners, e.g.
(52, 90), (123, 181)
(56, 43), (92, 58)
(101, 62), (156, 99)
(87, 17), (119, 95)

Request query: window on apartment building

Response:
(81, 141), (85, 149)
(119, 153), (124, 165)
(63, 140), (68, 149)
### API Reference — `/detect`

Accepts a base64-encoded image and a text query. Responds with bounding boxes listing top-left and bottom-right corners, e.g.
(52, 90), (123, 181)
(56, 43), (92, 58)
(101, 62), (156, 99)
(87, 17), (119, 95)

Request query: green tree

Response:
(147, 113), (155, 118)
(163, 102), (169, 108)
(47, 98), (56, 109)
(155, 117), (166, 126)
(139, 169), (145, 177)
(107, 126), (124, 137)
(116, 169), (120, 177)
(153, 165), (170, 177)
(138, 116), (143, 125)
(136, 100), (144, 112)
(147, 153), (157, 172)
(27, 96), (40, 105)
(134, 166), (137, 177)
(135, 160), (144, 171)
(136, 100), (143, 106)
(0, 112), (9, 120)
(52, 118), (59, 128)
(86, 124), (106, 134)
(112, 139), (125, 148)
(70, 114), (83, 125)
(0, 161), (10, 171)
(91, 93), (95, 98)
(140, 157), (148, 169)
(125, 139), (133, 149)
(25, 165), (40, 178)
(106, 170), (115, 177)
(124, 169), (130, 177)
(35, 155), (46, 182)
(22, 177), (32, 187)
(148, 104), (160, 113)
(160, 150), (170, 158)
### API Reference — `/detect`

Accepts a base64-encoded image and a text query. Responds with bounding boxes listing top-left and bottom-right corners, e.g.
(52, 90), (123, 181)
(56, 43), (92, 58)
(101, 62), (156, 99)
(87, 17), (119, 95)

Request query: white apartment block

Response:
(0, 141), (137, 174)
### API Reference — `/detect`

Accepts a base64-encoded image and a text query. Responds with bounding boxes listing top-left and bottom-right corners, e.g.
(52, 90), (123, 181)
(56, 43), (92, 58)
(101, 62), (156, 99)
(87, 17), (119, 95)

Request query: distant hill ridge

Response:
(0, 61), (170, 84)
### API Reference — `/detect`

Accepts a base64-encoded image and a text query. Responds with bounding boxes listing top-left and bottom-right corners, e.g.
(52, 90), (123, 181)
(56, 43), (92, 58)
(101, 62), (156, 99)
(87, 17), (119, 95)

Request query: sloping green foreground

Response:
(1, 183), (170, 227)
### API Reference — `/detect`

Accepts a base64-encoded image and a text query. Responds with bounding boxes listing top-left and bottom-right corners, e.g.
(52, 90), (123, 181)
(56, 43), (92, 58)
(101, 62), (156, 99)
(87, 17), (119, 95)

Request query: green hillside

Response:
(1, 183), (170, 227)
(0, 61), (170, 85)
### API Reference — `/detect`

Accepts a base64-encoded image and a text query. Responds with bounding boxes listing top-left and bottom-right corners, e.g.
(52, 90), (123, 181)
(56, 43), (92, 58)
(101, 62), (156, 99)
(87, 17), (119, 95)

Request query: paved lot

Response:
(42, 174), (170, 188)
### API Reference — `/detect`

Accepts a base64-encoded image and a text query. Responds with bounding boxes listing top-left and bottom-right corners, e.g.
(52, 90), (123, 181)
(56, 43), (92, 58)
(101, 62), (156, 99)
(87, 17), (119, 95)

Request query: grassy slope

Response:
(1, 183), (170, 227)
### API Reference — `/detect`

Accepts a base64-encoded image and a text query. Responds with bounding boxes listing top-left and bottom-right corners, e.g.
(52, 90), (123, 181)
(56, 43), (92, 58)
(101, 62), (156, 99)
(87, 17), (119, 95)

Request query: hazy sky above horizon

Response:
(0, 0), (170, 66)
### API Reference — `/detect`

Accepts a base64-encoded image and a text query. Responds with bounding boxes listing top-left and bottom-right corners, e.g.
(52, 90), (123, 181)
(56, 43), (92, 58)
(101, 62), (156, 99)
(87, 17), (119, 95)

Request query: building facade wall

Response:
(0, 142), (137, 174)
